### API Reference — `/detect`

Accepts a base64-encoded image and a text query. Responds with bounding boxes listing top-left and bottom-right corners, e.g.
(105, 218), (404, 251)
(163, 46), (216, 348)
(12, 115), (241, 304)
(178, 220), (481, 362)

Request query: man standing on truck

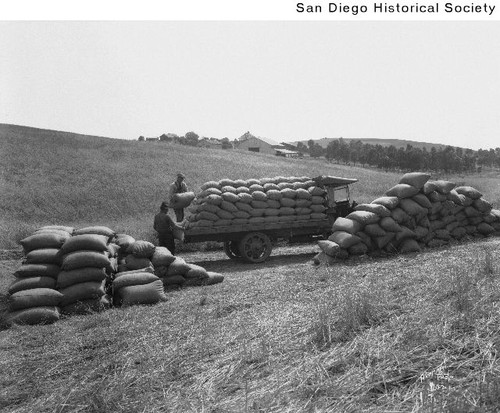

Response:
(168, 172), (188, 222)
(154, 201), (184, 255)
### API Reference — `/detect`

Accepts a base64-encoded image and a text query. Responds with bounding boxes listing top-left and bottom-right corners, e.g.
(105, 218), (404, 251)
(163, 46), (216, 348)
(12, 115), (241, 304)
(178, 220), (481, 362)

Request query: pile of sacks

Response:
(111, 239), (223, 307)
(112, 240), (170, 307)
(186, 176), (328, 228)
(315, 172), (500, 264)
(5, 226), (224, 326)
(7, 225), (73, 325)
(6, 225), (118, 324)
(56, 226), (116, 315)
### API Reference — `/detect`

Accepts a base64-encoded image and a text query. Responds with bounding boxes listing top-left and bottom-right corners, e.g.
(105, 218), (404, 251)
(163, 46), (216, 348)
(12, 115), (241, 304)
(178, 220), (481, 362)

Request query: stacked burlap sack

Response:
(56, 226), (116, 315)
(154, 253), (224, 288)
(111, 240), (224, 307)
(6, 226), (226, 325)
(7, 225), (74, 325)
(315, 172), (500, 264)
(112, 268), (166, 307)
(114, 233), (136, 272)
(112, 240), (164, 307)
(186, 176), (328, 228)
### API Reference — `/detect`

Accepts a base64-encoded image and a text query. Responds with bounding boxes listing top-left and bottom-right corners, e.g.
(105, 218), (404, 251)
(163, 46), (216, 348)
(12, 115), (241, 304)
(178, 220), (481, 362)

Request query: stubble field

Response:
(1, 124), (500, 412)
(1, 239), (500, 412)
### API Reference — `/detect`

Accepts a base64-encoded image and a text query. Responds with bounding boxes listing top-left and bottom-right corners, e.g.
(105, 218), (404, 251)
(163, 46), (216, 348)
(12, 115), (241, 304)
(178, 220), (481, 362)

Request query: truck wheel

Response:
(238, 232), (272, 263)
(223, 241), (241, 259)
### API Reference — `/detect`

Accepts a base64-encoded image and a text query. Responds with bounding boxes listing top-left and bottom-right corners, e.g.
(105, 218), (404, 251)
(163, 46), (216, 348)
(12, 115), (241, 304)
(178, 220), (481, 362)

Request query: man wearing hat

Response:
(168, 172), (188, 222)
(154, 201), (184, 254)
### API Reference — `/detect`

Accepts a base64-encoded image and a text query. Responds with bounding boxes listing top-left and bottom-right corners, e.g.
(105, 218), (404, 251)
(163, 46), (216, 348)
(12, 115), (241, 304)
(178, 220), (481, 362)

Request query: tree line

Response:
(302, 138), (500, 173)
(139, 131), (499, 173)
(138, 131), (233, 149)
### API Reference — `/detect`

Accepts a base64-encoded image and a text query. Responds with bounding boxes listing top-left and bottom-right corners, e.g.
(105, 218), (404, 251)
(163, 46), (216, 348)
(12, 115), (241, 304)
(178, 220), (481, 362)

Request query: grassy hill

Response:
(0, 124), (394, 248)
(0, 123), (498, 248)
(293, 137), (454, 151)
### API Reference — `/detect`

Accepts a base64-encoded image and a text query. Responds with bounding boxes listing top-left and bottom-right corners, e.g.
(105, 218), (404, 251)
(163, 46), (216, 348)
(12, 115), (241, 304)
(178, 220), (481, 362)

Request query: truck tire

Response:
(223, 241), (241, 260)
(238, 232), (273, 263)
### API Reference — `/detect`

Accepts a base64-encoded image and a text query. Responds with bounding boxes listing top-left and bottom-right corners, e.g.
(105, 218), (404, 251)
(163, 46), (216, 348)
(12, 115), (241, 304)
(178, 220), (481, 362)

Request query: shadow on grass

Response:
(191, 251), (317, 274)
(186, 241), (463, 275)
(0, 293), (10, 331)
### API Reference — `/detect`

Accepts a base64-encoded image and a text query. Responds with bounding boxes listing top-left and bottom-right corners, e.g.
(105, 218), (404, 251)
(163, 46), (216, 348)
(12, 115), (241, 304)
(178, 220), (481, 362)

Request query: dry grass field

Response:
(1, 239), (500, 412)
(1, 124), (500, 412)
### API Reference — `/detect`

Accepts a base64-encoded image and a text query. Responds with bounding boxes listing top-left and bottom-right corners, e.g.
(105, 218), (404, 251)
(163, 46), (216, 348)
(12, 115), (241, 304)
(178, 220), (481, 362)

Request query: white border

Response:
(2, 0), (499, 21)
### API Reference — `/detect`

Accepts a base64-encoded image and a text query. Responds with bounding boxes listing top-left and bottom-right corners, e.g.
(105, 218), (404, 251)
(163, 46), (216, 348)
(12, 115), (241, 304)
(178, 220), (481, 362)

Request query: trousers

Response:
(174, 208), (184, 222)
(158, 232), (175, 255)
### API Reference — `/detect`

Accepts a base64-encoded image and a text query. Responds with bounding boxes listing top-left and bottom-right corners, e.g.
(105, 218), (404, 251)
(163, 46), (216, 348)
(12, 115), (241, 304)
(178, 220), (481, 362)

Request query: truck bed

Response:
(184, 218), (331, 243)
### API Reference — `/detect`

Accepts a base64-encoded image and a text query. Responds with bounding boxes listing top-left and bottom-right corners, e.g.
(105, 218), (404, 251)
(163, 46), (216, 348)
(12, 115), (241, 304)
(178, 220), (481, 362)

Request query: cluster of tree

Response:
(220, 138), (234, 149)
(304, 138), (500, 173)
(150, 131), (200, 146)
(138, 132), (233, 149)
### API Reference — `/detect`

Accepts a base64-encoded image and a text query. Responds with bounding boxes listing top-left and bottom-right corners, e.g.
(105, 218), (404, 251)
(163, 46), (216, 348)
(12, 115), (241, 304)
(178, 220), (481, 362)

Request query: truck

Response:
(183, 176), (358, 263)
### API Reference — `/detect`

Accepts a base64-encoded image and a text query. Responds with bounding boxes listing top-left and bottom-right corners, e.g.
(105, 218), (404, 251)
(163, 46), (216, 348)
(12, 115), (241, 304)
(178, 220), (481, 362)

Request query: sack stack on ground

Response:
(153, 249), (186, 287)
(155, 255), (224, 288)
(111, 239), (166, 307)
(121, 240), (156, 272)
(56, 226), (115, 315)
(315, 172), (500, 264)
(111, 241), (224, 306)
(185, 176), (328, 229)
(6, 225), (74, 325)
(113, 233), (136, 272)
(112, 268), (166, 307)
(7, 224), (225, 326)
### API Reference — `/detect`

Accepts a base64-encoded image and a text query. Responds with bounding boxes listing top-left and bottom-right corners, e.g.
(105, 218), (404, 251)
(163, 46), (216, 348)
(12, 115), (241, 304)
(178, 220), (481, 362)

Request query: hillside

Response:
(0, 124), (394, 248)
(1, 123), (498, 249)
(292, 137), (454, 151)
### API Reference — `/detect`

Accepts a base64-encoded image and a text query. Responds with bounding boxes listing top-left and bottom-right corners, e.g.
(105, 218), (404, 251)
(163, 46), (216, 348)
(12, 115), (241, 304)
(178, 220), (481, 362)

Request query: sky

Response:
(1, 20), (499, 150)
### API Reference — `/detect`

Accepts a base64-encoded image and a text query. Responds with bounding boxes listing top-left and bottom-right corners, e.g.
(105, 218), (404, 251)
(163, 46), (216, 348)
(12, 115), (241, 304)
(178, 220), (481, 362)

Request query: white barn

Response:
(235, 131), (285, 155)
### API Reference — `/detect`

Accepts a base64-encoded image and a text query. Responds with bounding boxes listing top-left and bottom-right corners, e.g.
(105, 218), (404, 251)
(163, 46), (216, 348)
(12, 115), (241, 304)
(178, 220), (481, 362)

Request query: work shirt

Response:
(154, 211), (176, 234)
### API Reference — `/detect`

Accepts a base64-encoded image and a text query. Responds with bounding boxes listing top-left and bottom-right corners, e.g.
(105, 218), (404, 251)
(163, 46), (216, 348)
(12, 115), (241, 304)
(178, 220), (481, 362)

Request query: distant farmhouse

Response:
(139, 131), (298, 156)
(275, 148), (300, 158)
(235, 132), (299, 158)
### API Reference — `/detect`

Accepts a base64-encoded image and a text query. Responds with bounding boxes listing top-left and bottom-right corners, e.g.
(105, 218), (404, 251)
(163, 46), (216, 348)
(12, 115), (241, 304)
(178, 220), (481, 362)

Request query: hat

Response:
(177, 173), (185, 179)
(160, 201), (169, 210)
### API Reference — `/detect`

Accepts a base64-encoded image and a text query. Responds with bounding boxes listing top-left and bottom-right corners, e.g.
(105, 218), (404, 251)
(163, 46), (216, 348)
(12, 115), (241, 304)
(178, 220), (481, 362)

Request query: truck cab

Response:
(314, 175), (358, 223)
